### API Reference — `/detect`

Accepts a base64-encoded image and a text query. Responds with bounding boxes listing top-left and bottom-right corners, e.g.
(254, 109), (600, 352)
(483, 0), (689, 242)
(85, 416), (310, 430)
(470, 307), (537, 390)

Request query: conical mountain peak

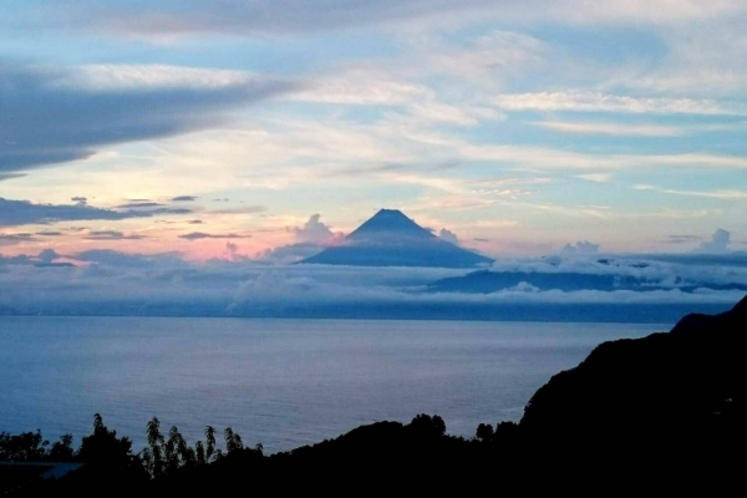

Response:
(348, 208), (434, 241)
(300, 208), (494, 268)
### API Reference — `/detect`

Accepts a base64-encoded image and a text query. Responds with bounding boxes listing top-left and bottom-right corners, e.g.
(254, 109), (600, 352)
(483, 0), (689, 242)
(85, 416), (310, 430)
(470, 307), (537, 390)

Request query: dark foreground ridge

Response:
(3, 296), (744, 495)
(300, 208), (494, 268)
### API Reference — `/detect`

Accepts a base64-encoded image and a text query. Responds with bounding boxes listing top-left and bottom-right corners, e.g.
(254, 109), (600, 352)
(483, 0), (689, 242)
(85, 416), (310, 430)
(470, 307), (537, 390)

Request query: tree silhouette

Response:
(164, 425), (195, 472)
(49, 434), (75, 461)
(78, 413), (135, 466)
(475, 423), (494, 443)
(0, 429), (48, 461)
(142, 416), (165, 477)
(205, 425), (216, 462)
(224, 427), (243, 453)
(195, 440), (206, 465)
(409, 414), (446, 438)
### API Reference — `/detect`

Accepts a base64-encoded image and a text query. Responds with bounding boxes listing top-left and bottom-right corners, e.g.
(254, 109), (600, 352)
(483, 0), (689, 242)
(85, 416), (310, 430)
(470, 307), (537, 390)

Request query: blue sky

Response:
(1, 0), (746, 262)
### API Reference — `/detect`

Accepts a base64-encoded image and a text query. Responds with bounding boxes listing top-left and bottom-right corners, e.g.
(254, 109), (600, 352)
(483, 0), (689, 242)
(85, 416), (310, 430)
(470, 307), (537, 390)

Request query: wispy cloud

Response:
(179, 232), (251, 241)
(577, 173), (613, 183)
(493, 91), (747, 115)
(663, 235), (704, 244)
(116, 202), (165, 209)
(208, 206), (268, 215)
(634, 185), (747, 200)
(534, 121), (682, 137)
(290, 73), (432, 106)
(534, 120), (747, 136)
(0, 233), (36, 245)
(63, 64), (271, 91)
(83, 230), (146, 241)
(19, 1), (747, 40)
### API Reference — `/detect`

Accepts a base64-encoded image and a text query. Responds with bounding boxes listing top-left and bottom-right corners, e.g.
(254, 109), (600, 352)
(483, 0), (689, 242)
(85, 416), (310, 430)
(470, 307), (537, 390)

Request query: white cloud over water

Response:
(1, 249), (745, 322)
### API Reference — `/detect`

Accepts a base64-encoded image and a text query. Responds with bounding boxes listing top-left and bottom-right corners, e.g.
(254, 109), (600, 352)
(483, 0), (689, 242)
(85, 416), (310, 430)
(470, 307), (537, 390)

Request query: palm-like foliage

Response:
(142, 416), (165, 477)
(205, 425), (216, 462)
(140, 421), (251, 478)
(224, 427), (243, 453)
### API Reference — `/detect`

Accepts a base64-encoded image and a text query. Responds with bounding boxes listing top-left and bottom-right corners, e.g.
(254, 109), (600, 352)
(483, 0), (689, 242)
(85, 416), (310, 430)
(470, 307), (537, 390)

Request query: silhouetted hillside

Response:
(522, 295), (745, 432)
(519, 295), (745, 483)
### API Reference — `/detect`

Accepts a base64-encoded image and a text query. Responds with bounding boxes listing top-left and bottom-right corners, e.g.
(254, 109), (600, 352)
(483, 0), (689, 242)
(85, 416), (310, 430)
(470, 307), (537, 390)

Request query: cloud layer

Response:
(1, 247), (745, 322)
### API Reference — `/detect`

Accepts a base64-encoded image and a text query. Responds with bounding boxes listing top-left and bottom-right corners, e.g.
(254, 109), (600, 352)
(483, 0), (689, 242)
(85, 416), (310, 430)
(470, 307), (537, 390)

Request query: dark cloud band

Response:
(0, 62), (299, 173)
(179, 232), (251, 240)
(0, 197), (192, 226)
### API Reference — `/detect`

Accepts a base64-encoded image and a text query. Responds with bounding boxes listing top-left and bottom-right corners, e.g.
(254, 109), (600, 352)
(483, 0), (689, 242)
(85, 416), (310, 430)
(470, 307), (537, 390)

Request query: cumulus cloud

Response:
(560, 240), (601, 255)
(699, 229), (731, 253)
(0, 249), (68, 267)
(0, 62), (299, 173)
(259, 214), (345, 264)
(291, 214), (339, 243)
(221, 241), (247, 263)
(258, 242), (327, 265)
(37, 249), (62, 264)
(438, 228), (460, 245)
(510, 282), (541, 293)
(0, 197), (191, 226)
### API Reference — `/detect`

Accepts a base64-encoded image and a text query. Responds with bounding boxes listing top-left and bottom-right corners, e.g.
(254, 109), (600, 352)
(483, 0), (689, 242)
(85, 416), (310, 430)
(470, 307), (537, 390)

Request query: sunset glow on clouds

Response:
(1, 0), (746, 264)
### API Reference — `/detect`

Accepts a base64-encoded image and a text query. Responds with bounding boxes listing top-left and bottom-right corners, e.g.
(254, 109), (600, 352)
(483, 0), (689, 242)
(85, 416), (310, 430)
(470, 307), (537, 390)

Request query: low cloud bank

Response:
(1, 248), (745, 322)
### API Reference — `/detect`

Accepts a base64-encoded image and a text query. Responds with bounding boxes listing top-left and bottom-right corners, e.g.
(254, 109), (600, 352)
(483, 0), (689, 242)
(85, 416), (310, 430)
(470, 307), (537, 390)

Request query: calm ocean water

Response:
(0, 317), (664, 453)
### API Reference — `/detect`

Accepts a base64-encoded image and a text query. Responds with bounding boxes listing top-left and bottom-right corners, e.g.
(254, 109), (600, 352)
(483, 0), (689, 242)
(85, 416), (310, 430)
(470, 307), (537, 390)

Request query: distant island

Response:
(3, 295), (744, 494)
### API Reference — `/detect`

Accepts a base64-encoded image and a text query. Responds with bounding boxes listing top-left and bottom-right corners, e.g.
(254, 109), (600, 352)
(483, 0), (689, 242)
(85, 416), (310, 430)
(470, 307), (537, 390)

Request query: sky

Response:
(1, 1), (746, 319)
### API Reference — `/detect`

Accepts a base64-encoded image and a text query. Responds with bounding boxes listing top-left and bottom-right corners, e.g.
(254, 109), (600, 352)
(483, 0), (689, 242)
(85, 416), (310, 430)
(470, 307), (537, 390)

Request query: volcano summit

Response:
(300, 209), (494, 268)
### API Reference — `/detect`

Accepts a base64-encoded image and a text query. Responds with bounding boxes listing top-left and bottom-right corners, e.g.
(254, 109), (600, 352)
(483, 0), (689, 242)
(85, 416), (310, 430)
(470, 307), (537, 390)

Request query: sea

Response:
(0, 317), (665, 453)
